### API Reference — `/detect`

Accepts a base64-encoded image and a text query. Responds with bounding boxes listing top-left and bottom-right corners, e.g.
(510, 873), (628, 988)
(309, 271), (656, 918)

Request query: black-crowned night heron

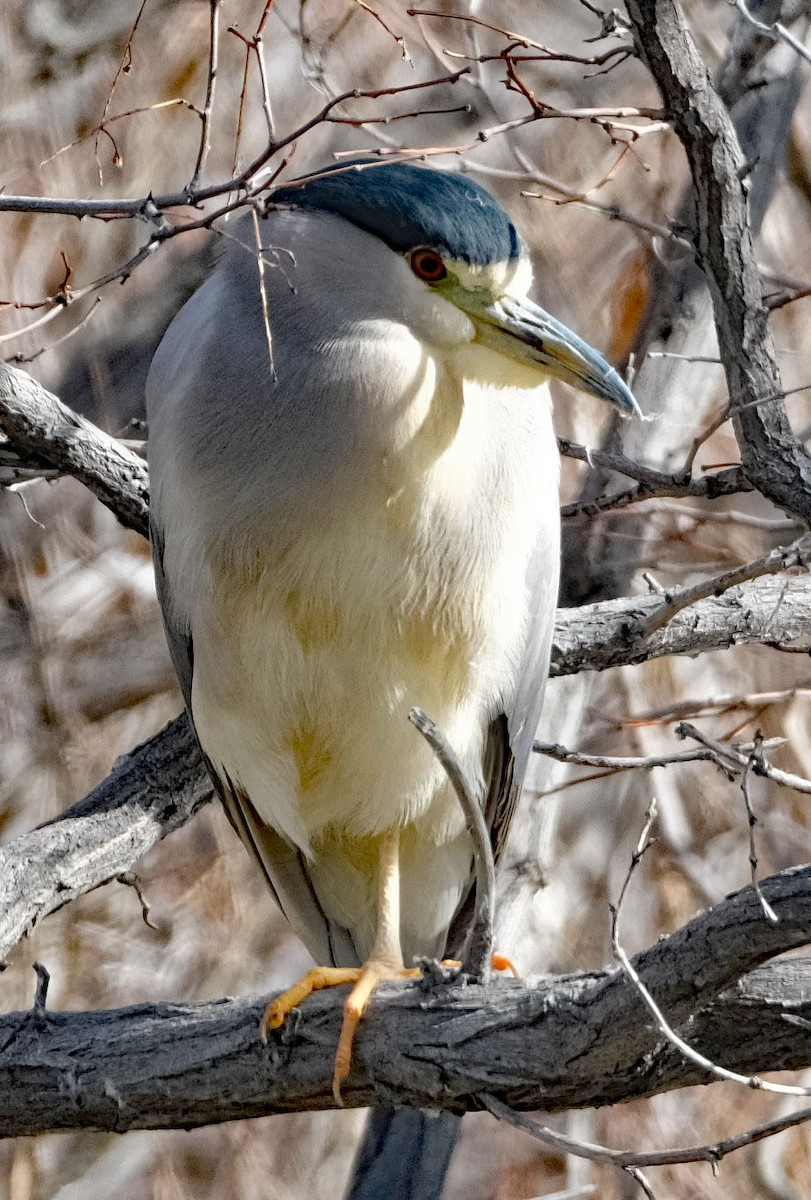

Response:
(146, 160), (637, 1131)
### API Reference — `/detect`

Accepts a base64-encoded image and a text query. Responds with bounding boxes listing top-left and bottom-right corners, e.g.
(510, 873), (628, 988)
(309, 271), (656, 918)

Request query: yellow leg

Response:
(261, 829), (521, 1102)
(260, 829), (421, 1103)
(331, 828), (417, 1103)
(333, 958), (421, 1103)
(329, 949), (519, 1101)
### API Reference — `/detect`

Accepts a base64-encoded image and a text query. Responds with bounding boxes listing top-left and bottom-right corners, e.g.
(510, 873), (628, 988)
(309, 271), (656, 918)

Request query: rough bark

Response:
(0, 872), (809, 1136)
(0, 716), (211, 963)
(626, 0), (811, 522)
(551, 574), (811, 675)
(0, 361), (149, 537)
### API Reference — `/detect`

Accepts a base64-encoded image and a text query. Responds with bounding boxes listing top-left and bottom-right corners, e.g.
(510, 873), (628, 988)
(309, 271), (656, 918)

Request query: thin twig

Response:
(533, 737), (782, 773)
(611, 801), (811, 1098)
(93, 0), (151, 185)
(560, 462), (752, 522)
(353, 0), (410, 61)
(733, 0), (811, 66)
(740, 733), (780, 924)
(116, 872), (159, 931)
(626, 1167), (657, 1199)
(677, 723), (811, 797)
(0, 70), (472, 223)
(482, 1093), (811, 1168)
(188, 0), (222, 193)
(6, 298), (103, 366)
(0, 305), (66, 345)
(408, 707), (494, 978)
(31, 962), (50, 1017)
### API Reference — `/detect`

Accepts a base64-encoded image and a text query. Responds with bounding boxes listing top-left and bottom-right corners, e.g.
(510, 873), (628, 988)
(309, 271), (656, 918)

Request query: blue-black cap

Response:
(271, 159), (522, 266)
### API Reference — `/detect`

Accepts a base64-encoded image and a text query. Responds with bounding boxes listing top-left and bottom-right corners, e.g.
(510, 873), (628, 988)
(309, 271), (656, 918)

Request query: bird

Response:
(146, 158), (637, 1185)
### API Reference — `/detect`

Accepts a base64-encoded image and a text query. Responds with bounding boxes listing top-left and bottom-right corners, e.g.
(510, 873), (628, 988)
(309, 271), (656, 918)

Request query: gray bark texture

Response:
(626, 0), (811, 521)
(0, 873), (810, 1135)
(0, 873), (806, 1132)
(0, 362), (149, 537)
(0, 716), (211, 963)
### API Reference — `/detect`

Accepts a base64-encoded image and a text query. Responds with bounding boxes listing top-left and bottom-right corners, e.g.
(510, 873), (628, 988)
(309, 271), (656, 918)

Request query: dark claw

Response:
(279, 1005), (302, 1045)
(261, 1004), (301, 1068)
(416, 957), (463, 991)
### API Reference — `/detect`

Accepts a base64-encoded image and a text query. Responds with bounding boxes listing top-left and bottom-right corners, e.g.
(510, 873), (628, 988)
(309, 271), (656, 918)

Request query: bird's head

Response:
(270, 158), (639, 416)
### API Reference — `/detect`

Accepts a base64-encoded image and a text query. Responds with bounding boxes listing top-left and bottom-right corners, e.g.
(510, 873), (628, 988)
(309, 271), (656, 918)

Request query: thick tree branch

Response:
(626, 0), (811, 523)
(0, 716), (211, 962)
(551, 573), (811, 675)
(1, 871), (810, 1136)
(0, 362), (148, 536)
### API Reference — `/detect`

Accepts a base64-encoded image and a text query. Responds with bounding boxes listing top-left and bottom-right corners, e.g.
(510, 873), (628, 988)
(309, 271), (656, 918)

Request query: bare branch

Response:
(0, 70), (472, 223)
(551, 574), (811, 676)
(482, 1092), (811, 1170)
(611, 805), (809, 1098)
(733, 0), (811, 67)
(558, 436), (752, 519)
(2, 872), (811, 1134)
(638, 534), (811, 636)
(188, 0), (223, 192)
(0, 361), (148, 536)
(93, 0), (151, 184)
(409, 708), (494, 977)
(533, 736), (782, 775)
(676, 722), (811, 798)
(0, 715), (210, 963)
(626, 0), (811, 523)
(740, 733), (780, 923)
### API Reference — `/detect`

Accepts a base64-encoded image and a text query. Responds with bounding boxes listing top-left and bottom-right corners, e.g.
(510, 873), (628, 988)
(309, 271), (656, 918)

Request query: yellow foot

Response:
(259, 966), (361, 1040)
(259, 961), (423, 1105)
(491, 952), (519, 977)
(260, 952), (518, 1105)
(330, 954), (516, 1101)
(333, 961), (421, 1104)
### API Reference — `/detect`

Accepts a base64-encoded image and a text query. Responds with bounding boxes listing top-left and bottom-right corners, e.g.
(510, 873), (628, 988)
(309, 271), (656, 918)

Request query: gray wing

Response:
(446, 520), (559, 956)
(490, 519), (560, 862)
(150, 515), (359, 969)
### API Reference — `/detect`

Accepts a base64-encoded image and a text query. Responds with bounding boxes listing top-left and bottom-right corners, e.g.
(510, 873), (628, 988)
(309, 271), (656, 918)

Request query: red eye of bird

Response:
(409, 247), (447, 283)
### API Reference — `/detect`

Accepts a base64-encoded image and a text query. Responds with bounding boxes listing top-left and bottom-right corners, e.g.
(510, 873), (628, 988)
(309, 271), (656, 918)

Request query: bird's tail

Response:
(344, 1106), (461, 1200)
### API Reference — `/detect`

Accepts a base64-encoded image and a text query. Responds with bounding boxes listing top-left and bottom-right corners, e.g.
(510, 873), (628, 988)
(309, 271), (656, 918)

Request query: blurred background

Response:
(2, 1), (811, 1196)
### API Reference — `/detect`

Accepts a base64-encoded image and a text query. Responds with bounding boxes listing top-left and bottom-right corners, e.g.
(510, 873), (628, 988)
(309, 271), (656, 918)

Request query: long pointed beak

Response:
(473, 294), (640, 416)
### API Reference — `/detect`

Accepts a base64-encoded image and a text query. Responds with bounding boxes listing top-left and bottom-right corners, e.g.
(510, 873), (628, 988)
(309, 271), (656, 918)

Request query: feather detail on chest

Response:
(175, 373), (557, 853)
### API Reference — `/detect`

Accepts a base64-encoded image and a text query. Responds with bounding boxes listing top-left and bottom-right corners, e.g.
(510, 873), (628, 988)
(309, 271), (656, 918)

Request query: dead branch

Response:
(0, 716), (210, 963)
(626, 0), (811, 524)
(533, 735), (783, 775)
(0, 361), (148, 536)
(1, 872), (810, 1136)
(551, 574), (811, 674)
(483, 1089), (811, 1171)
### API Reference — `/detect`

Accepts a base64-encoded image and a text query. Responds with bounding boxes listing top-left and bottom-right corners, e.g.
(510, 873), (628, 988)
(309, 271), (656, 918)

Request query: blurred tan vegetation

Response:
(2, 1), (811, 1197)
